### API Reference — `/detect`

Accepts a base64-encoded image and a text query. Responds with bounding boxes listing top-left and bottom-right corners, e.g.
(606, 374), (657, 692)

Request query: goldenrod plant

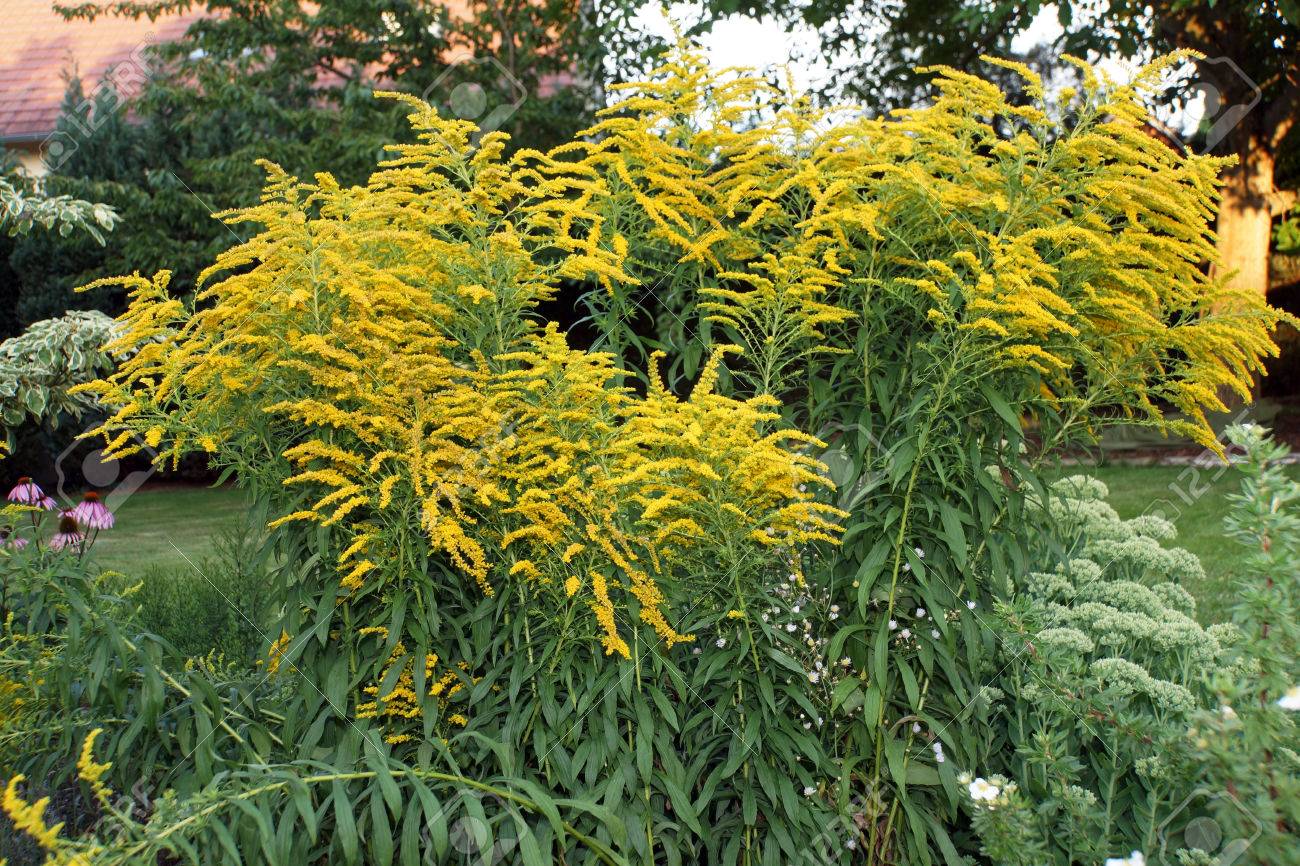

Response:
(0, 38), (1293, 866)
(568, 44), (1291, 863)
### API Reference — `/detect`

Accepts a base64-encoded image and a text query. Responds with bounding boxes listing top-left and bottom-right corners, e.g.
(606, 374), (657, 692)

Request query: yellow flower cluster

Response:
(75, 87), (842, 733)
(356, 642), (474, 743)
(553, 44), (1288, 447)
(0, 732), (110, 864)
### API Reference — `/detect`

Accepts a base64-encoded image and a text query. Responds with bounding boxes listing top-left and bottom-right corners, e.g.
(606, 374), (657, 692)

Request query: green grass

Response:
(88, 485), (250, 576)
(88, 465), (1282, 623)
(1066, 462), (1300, 621)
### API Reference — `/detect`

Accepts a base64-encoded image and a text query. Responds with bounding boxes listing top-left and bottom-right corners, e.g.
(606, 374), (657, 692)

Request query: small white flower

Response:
(809, 671), (820, 683)
(916, 607), (926, 617)
(903, 562), (911, 572)
(1220, 704), (1238, 720)
(1278, 687), (1300, 711)
(803, 721), (812, 729)
(792, 604), (801, 613)
(845, 839), (857, 851)
(931, 629), (941, 639)
(1104, 852), (1145, 866)
(968, 778), (1000, 803)
(830, 604), (840, 613)
(888, 619), (898, 630)
(840, 657), (851, 666)
(761, 613), (769, 622)
(957, 772), (972, 785)
(692, 647), (702, 655)
(786, 623), (798, 632)
(803, 785), (816, 796)
(912, 722), (921, 733)
(715, 638), (726, 649)
(966, 600), (976, 610)
(914, 547), (925, 559)
(900, 628), (911, 639)
(829, 611), (839, 621)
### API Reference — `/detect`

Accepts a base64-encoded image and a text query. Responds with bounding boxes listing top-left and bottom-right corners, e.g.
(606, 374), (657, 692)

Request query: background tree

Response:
(0, 0), (659, 339)
(695, 0), (1298, 299)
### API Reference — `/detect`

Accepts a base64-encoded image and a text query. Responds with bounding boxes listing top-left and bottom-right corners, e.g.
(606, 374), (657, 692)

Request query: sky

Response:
(628, 3), (1211, 133)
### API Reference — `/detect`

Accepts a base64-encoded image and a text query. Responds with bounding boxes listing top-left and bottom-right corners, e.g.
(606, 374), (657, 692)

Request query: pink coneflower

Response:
(6, 477), (55, 510)
(1, 532), (27, 550)
(71, 492), (114, 530)
(48, 512), (84, 551)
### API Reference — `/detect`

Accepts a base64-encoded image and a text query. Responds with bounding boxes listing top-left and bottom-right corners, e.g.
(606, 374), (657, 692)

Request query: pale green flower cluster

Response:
(1021, 476), (1227, 706)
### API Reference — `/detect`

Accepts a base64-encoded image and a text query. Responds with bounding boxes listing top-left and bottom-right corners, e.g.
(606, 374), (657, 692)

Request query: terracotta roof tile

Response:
(0, 0), (201, 142)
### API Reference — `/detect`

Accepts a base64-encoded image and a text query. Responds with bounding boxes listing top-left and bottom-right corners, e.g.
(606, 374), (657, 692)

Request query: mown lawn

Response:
(89, 485), (250, 576)
(1067, 462), (1300, 621)
(88, 464), (1284, 623)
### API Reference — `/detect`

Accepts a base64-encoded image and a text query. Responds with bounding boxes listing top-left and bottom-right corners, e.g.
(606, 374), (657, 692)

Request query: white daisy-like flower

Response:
(786, 623), (798, 633)
(803, 785), (816, 796)
(1103, 852), (1145, 866)
(914, 547), (925, 559)
(888, 619), (898, 630)
(845, 839), (857, 851)
(916, 607), (926, 617)
(715, 638), (726, 648)
(792, 604), (801, 613)
(809, 671), (820, 683)
(968, 778), (1000, 802)
(1277, 687), (1300, 711)
(931, 629), (940, 639)
(900, 628), (911, 639)
(840, 657), (851, 667)
(1220, 704), (1238, 720)
(903, 563), (911, 572)
(966, 600), (977, 610)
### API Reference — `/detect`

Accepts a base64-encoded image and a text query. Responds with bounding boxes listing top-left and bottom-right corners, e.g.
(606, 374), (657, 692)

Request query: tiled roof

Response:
(0, 0), (201, 142)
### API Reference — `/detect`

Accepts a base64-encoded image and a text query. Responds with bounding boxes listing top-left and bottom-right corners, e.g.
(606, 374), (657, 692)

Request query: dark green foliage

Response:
(118, 520), (272, 661)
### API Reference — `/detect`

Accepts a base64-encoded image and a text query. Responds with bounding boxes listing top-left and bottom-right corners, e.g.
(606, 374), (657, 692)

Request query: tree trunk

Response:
(1212, 132), (1275, 296)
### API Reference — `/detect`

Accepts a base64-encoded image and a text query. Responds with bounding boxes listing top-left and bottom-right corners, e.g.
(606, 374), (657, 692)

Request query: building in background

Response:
(0, 0), (199, 175)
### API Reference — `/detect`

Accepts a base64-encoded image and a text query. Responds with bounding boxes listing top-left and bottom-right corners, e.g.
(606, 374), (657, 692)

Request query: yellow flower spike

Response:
(1, 776), (64, 850)
(76, 729), (114, 804)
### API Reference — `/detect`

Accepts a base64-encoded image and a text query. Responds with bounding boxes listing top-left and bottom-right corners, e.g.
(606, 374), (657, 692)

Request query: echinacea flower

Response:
(1104, 852), (1145, 866)
(48, 512), (84, 551)
(1277, 687), (1300, 711)
(1, 533), (27, 550)
(6, 477), (55, 510)
(71, 492), (113, 530)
